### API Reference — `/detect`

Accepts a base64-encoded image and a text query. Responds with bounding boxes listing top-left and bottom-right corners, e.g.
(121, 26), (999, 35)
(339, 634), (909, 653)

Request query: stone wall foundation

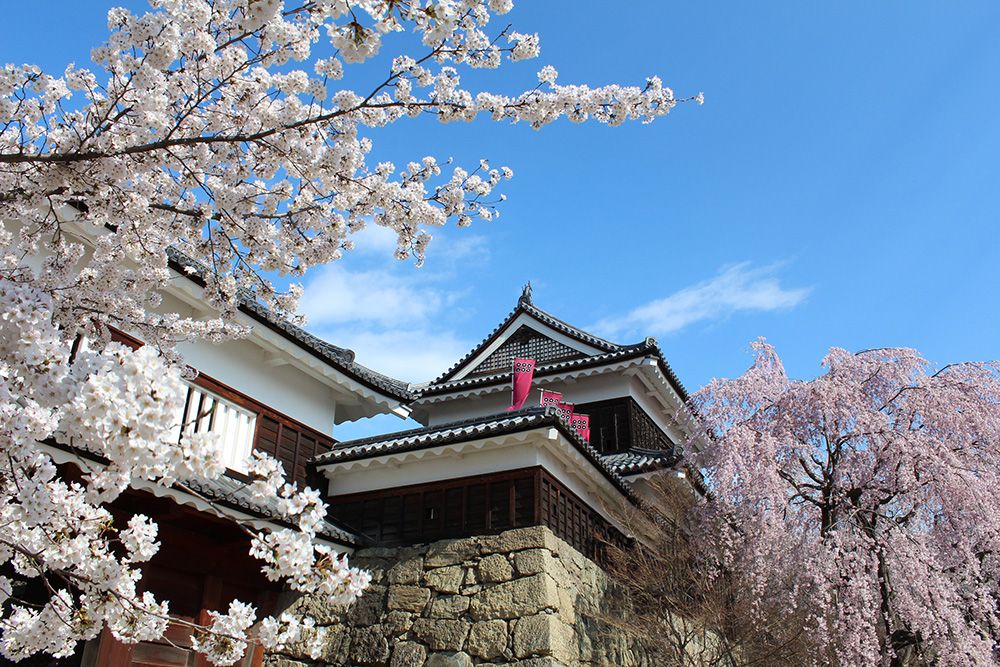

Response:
(268, 526), (652, 667)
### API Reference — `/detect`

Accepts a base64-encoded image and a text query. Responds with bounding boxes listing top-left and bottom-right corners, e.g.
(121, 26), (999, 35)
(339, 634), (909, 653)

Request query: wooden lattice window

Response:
(538, 470), (627, 560)
(576, 397), (675, 454)
(327, 467), (629, 561)
(253, 416), (334, 488)
(629, 402), (675, 452)
(582, 398), (632, 454)
(469, 326), (584, 376)
(326, 469), (538, 545)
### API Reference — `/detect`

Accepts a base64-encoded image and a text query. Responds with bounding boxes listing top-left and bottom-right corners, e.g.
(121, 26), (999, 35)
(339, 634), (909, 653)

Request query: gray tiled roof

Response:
(602, 448), (681, 476)
(429, 298), (623, 386)
(420, 297), (689, 402)
(182, 476), (360, 545)
(167, 248), (413, 400)
(49, 438), (360, 545)
(419, 338), (689, 402)
(315, 406), (642, 503)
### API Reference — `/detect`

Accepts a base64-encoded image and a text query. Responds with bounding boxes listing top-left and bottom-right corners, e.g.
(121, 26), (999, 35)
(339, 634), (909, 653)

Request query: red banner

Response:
(570, 414), (590, 442)
(540, 390), (562, 409)
(507, 358), (536, 411)
(556, 401), (575, 423)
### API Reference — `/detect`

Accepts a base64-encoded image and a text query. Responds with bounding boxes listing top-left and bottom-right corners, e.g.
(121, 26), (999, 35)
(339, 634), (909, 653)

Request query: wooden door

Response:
(88, 566), (264, 667)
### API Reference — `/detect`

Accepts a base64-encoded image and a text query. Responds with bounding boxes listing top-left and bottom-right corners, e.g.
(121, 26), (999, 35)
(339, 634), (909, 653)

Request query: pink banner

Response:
(556, 401), (575, 423)
(540, 390), (563, 408)
(507, 358), (536, 411)
(570, 414), (590, 442)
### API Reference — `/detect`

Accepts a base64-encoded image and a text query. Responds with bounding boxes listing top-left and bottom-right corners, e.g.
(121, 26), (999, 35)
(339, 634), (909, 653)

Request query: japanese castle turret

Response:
(315, 288), (696, 558)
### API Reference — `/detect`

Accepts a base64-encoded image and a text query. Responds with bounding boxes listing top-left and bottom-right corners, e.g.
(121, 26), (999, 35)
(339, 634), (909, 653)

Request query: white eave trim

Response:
(167, 277), (404, 422)
(416, 355), (651, 405)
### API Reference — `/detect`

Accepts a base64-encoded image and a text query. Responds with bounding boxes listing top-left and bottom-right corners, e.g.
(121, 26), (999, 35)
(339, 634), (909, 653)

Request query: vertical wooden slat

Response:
(397, 493), (405, 541)
(484, 482), (491, 531)
(291, 430), (302, 486)
(508, 482), (516, 529)
(461, 485), (468, 533)
(534, 470), (543, 526)
(418, 490), (425, 538)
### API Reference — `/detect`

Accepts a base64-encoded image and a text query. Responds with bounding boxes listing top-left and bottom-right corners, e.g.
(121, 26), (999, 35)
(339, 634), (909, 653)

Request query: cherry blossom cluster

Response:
(0, 0), (698, 662)
(1, 0), (698, 354)
(0, 281), (367, 664)
(685, 340), (1000, 666)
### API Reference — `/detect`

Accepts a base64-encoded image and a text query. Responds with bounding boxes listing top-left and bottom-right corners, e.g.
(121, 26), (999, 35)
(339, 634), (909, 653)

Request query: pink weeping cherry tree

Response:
(688, 340), (1000, 667)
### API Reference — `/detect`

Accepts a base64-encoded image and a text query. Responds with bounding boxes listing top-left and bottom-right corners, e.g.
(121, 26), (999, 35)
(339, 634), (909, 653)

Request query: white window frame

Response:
(177, 383), (258, 474)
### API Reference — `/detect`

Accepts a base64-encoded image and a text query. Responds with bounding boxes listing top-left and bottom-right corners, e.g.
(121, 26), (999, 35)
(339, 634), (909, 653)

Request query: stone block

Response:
(356, 547), (398, 559)
(347, 584), (387, 626)
(480, 526), (559, 555)
(296, 592), (348, 625)
(468, 619), (508, 660)
(506, 659), (573, 667)
(412, 618), (471, 652)
(384, 610), (415, 636)
(350, 556), (391, 582)
(424, 652), (473, 667)
(388, 585), (431, 612)
(513, 548), (552, 576)
(463, 567), (478, 585)
(469, 573), (560, 620)
(429, 595), (470, 619)
(319, 624), (351, 665)
(426, 538), (481, 567)
(388, 556), (425, 585)
(425, 565), (464, 594)
(262, 659), (311, 667)
(477, 553), (514, 583)
(350, 625), (390, 666)
(556, 586), (577, 625)
(390, 641), (427, 667)
(513, 613), (577, 663)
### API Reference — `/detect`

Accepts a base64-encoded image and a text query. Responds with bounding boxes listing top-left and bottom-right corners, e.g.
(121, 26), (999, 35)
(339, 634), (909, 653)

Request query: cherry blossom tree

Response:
(686, 341), (1000, 667)
(0, 0), (701, 663)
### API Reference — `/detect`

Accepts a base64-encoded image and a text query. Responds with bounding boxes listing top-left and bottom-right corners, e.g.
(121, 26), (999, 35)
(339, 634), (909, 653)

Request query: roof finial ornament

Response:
(519, 281), (533, 306)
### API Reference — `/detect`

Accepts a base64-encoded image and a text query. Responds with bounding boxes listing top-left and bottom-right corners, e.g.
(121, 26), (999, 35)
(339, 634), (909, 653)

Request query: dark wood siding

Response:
(537, 470), (627, 559)
(576, 397), (674, 454)
(326, 467), (626, 561)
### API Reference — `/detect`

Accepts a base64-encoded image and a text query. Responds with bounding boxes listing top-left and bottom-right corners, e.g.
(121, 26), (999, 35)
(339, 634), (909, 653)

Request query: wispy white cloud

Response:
(298, 229), (490, 382)
(348, 223), (401, 257)
(592, 262), (811, 339)
(299, 265), (442, 327)
(346, 223), (491, 268)
(308, 326), (470, 383)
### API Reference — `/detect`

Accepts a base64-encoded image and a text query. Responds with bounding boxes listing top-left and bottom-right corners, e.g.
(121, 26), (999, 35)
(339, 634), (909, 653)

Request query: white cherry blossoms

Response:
(0, 281), (366, 664)
(1, 0), (699, 354)
(0, 0), (700, 662)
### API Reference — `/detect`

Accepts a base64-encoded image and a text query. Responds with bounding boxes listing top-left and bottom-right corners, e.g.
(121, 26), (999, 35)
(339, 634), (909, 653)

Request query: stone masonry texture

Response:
(265, 526), (653, 667)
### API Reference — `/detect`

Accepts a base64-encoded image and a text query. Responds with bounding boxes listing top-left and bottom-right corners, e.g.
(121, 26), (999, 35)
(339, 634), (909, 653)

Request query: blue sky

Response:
(3, 2), (998, 438)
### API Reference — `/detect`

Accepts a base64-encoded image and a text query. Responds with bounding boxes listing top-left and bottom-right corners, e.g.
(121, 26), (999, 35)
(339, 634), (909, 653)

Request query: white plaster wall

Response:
(179, 335), (337, 435)
(159, 291), (339, 435)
